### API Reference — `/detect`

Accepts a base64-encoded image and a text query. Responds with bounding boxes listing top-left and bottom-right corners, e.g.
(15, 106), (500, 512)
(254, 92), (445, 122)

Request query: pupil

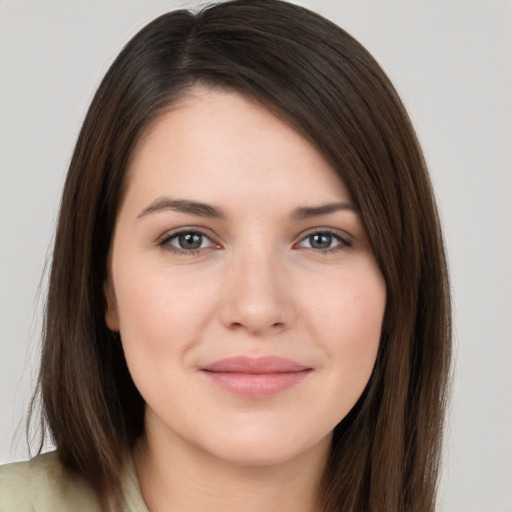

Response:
(311, 233), (331, 249)
(179, 232), (202, 250)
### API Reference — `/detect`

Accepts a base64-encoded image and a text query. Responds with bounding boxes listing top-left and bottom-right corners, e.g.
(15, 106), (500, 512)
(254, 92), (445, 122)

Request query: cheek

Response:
(308, 263), (386, 383)
(111, 259), (221, 364)
(111, 260), (225, 412)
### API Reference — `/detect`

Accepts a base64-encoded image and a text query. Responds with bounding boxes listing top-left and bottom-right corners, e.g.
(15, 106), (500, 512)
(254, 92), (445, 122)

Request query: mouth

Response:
(199, 356), (312, 398)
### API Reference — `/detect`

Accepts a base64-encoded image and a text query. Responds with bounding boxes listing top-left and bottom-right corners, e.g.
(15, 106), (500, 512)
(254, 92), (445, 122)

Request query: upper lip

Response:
(200, 356), (311, 374)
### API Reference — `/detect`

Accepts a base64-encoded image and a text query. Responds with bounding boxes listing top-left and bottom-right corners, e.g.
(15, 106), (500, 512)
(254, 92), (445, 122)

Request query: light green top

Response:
(0, 451), (148, 512)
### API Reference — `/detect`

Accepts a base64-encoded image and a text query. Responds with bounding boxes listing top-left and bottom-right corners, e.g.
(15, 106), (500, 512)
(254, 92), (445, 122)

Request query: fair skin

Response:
(106, 86), (386, 512)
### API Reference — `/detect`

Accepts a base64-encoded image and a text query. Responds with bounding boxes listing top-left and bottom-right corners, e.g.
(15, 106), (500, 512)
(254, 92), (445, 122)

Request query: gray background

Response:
(1, 1), (511, 511)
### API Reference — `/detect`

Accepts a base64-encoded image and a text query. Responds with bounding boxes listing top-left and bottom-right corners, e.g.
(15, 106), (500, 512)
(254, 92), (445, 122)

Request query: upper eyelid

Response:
(158, 226), (218, 243)
(296, 227), (352, 242)
(164, 231), (212, 244)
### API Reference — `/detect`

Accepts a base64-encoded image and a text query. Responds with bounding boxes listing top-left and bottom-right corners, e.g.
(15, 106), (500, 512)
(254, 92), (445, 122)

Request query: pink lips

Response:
(200, 356), (311, 398)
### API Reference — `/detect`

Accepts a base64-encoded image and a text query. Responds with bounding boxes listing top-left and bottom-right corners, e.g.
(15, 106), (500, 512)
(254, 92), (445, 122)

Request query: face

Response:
(106, 86), (386, 468)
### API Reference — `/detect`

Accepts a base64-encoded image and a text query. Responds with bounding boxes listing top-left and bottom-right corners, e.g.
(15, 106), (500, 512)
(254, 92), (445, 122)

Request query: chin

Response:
(201, 425), (331, 468)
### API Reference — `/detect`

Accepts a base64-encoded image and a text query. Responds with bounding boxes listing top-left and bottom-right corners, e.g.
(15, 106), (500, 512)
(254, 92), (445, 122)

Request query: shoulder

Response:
(0, 451), (100, 512)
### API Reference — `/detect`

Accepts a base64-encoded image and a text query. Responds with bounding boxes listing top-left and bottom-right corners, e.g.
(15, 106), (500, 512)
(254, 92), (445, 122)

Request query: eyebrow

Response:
(138, 198), (225, 219)
(137, 197), (358, 220)
(291, 202), (358, 219)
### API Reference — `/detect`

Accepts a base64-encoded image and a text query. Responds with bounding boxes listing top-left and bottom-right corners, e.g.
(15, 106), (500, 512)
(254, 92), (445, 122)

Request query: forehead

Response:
(122, 86), (351, 212)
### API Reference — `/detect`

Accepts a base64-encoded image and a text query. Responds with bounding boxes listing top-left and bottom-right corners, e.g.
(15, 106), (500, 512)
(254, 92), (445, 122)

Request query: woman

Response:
(0, 1), (451, 511)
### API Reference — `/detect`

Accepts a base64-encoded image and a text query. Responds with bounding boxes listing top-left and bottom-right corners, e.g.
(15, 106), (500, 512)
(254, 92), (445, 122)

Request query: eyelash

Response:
(158, 228), (352, 256)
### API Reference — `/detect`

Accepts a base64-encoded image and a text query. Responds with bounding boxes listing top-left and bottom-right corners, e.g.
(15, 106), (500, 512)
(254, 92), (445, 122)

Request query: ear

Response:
(104, 279), (120, 331)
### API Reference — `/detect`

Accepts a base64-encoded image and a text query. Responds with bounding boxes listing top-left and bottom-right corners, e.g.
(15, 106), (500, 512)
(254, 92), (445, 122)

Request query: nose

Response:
(219, 248), (296, 336)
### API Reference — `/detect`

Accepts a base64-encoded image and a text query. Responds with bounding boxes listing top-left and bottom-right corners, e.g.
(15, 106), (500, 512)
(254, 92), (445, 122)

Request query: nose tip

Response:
(229, 315), (286, 335)
(219, 259), (295, 335)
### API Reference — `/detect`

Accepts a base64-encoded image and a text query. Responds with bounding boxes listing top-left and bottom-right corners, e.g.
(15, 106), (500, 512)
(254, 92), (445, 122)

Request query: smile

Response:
(200, 356), (312, 398)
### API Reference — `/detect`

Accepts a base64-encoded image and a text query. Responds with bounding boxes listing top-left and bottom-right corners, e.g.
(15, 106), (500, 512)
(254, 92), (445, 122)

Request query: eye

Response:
(297, 230), (351, 252)
(160, 230), (216, 254)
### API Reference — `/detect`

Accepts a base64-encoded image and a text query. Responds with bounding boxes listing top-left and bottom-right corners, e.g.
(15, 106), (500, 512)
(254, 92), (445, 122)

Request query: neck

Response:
(133, 427), (330, 512)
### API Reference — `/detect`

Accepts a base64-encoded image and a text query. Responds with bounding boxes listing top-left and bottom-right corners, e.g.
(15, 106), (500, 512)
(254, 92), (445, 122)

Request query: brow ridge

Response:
(291, 202), (358, 219)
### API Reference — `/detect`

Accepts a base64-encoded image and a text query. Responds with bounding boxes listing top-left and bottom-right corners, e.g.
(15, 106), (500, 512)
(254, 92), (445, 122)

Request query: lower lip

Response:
(201, 370), (311, 398)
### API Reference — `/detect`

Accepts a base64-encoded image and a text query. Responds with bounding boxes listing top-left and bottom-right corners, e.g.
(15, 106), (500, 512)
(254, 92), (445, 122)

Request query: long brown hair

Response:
(31, 1), (451, 510)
